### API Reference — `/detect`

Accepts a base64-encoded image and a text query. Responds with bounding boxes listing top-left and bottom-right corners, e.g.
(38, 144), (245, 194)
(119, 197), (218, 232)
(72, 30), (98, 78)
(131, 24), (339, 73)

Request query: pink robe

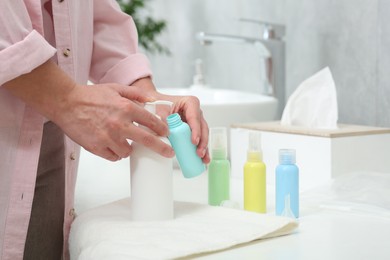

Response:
(0, 1), (152, 259)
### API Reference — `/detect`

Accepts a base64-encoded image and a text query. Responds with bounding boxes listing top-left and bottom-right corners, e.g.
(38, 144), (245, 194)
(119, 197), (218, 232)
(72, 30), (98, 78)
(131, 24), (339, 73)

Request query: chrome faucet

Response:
(196, 19), (285, 116)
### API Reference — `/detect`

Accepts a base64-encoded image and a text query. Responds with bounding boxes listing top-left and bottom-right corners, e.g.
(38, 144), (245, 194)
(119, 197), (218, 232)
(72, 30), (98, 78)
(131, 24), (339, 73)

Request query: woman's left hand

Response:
(132, 77), (210, 164)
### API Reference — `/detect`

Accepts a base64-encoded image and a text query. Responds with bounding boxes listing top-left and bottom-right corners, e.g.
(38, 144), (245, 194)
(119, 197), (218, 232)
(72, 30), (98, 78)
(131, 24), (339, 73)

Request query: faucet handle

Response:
(239, 18), (285, 40)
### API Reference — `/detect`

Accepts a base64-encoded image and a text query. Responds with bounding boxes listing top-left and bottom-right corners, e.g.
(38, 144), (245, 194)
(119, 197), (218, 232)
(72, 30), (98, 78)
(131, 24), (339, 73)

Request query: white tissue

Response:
(281, 67), (338, 129)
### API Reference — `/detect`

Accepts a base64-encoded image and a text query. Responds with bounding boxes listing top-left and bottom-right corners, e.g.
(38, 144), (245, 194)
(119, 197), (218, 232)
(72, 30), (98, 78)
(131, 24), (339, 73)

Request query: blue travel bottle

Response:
(275, 149), (299, 218)
(167, 113), (206, 178)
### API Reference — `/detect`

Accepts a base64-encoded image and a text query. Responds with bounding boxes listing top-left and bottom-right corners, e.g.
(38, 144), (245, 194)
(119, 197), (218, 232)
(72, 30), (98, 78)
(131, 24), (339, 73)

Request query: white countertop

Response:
(76, 150), (390, 260)
(173, 171), (390, 260)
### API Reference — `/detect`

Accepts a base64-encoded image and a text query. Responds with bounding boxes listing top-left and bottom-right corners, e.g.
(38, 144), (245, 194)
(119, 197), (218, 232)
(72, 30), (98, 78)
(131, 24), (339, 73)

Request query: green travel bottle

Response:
(208, 127), (230, 206)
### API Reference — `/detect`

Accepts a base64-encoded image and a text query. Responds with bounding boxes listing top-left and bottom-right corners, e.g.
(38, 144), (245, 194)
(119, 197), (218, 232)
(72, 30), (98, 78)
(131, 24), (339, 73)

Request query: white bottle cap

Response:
(248, 131), (262, 152)
(279, 149), (296, 164)
(247, 131), (262, 161)
(210, 127), (227, 158)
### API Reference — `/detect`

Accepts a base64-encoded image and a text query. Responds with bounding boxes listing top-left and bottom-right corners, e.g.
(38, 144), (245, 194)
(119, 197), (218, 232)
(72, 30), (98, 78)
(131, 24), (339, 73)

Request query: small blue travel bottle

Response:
(167, 113), (206, 178)
(275, 149), (299, 218)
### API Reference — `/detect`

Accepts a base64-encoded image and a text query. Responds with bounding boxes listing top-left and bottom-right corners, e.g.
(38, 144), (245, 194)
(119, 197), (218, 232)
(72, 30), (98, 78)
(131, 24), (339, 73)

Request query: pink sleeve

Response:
(0, 1), (56, 86)
(89, 0), (152, 85)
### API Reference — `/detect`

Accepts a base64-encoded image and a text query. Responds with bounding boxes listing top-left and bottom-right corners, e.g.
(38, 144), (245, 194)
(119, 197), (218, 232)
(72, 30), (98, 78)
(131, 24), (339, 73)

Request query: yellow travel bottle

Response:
(244, 131), (266, 213)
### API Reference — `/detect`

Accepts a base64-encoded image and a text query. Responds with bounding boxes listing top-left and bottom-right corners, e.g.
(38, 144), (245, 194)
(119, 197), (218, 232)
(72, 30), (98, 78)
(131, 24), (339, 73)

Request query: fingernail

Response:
(168, 148), (175, 157)
(195, 137), (200, 145)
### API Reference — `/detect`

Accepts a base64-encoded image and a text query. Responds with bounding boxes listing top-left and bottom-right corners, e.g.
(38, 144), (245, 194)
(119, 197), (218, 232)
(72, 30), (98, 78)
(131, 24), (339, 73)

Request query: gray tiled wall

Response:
(146, 0), (390, 127)
(286, 0), (379, 126)
(377, 0), (390, 127)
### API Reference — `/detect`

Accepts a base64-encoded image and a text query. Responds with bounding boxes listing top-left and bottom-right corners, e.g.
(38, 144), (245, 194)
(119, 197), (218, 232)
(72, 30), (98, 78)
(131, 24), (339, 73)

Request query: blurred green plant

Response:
(116, 0), (169, 54)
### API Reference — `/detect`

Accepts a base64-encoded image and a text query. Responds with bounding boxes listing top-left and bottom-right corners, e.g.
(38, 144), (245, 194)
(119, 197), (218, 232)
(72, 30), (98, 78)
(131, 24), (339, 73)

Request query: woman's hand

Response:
(55, 83), (175, 161)
(168, 95), (210, 164)
(3, 61), (174, 161)
(132, 78), (210, 164)
(4, 60), (208, 163)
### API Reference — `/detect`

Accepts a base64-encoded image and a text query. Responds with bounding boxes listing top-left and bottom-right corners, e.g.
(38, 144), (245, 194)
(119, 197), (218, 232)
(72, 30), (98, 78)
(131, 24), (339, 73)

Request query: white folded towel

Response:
(69, 198), (298, 260)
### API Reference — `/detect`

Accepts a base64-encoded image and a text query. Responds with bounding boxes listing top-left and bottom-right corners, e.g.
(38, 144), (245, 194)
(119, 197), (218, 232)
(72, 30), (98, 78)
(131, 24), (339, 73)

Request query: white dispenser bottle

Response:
(130, 101), (174, 221)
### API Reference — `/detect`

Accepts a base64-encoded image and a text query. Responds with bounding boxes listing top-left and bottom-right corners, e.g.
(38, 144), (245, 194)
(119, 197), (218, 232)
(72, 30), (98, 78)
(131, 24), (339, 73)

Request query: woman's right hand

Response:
(3, 60), (174, 161)
(54, 83), (175, 161)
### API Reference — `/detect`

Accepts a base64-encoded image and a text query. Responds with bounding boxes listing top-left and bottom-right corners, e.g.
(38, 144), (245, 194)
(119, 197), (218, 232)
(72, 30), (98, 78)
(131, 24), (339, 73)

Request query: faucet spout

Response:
(196, 32), (279, 47)
(196, 31), (285, 112)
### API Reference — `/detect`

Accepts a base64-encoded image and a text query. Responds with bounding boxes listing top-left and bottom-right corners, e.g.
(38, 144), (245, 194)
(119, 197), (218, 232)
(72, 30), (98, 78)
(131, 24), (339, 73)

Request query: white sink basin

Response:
(159, 88), (278, 128)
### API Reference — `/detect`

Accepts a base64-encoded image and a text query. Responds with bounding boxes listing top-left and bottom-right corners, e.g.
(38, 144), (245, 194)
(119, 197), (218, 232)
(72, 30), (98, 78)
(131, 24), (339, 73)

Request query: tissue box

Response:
(230, 121), (390, 190)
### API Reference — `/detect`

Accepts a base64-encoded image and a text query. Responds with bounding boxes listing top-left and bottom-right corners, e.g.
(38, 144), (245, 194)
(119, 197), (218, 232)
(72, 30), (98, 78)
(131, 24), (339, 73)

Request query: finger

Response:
(184, 110), (202, 145)
(156, 103), (171, 122)
(184, 98), (203, 145)
(107, 140), (133, 159)
(196, 117), (209, 158)
(171, 96), (202, 145)
(105, 148), (121, 161)
(202, 147), (211, 164)
(117, 85), (155, 104)
(131, 104), (169, 137)
(125, 124), (175, 158)
(87, 146), (120, 162)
